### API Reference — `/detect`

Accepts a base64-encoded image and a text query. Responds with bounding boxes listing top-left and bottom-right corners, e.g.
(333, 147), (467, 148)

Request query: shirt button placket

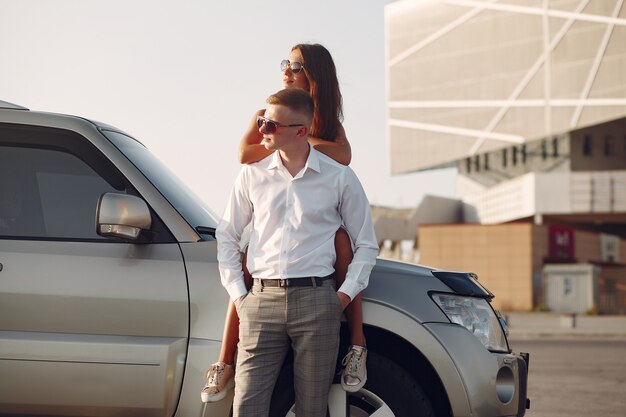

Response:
(280, 182), (292, 275)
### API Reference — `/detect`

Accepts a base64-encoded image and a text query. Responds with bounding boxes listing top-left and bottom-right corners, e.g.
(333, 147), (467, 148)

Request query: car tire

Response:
(268, 350), (436, 417)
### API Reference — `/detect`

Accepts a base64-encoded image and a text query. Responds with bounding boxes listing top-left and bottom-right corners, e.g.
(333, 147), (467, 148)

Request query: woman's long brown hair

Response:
(292, 43), (343, 141)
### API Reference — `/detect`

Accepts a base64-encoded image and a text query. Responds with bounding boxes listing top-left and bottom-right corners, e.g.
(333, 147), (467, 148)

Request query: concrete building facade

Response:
(419, 223), (626, 312)
(383, 0), (626, 312)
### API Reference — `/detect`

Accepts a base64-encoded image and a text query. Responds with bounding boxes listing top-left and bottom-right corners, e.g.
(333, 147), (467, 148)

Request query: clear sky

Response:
(0, 0), (456, 215)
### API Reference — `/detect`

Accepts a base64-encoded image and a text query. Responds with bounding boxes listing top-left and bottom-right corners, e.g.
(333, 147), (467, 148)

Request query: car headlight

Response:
(432, 293), (509, 352)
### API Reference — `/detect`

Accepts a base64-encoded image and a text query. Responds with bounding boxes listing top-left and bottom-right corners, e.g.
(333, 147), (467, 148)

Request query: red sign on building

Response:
(548, 226), (575, 260)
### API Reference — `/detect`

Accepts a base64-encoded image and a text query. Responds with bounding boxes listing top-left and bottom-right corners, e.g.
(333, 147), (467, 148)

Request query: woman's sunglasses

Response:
(280, 59), (304, 74)
(256, 116), (304, 134)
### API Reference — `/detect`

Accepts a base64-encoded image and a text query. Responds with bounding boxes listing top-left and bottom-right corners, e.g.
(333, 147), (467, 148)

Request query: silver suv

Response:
(0, 101), (529, 417)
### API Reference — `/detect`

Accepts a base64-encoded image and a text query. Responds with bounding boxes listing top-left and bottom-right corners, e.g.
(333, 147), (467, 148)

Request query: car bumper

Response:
(424, 322), (530, 417)
(516, 352), (530, 416)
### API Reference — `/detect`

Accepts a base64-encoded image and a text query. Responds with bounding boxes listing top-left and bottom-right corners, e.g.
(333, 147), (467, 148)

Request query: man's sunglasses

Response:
(280, 59), (304, 74)
(256, 116), (304, 134)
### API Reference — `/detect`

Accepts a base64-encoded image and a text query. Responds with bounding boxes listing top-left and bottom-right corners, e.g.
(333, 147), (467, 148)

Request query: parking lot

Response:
(508, 312), (626, 417)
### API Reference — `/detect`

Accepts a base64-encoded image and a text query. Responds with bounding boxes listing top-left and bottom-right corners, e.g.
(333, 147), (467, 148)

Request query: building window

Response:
(583, 135), (592, 156)
(502, 148), (508, 168)
(484, 153), (490, 170)
(604, 135), (613, 156)
(466, 157), (471, 173)
(521, 144), (527, 163)
(474, 155), (480, 172)
(542, 140), (547, 160)
(512, 146), (518, 166)
(552, 137), (559, 157)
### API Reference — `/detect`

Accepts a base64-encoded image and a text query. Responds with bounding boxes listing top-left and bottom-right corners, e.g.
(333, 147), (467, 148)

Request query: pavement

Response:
(504, 312), (626, 339)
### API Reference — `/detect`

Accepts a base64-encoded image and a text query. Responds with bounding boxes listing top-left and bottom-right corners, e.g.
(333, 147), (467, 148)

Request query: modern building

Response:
(383, 0), (626, 312)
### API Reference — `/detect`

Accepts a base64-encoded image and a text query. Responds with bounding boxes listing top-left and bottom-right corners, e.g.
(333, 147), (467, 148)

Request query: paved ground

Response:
(510, 339), (626, 417)
(504, 312), (626, 339)
(503, 312), (626, 417)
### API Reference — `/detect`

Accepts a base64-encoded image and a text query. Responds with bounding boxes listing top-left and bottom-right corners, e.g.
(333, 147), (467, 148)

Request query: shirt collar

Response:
(268, 152), (282, 170)
(266, 144), (322, 174)
(305, 145), (321, 173)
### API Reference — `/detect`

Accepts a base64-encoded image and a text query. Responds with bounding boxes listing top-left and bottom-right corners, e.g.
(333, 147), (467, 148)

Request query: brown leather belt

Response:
(254, 273), (334, 288)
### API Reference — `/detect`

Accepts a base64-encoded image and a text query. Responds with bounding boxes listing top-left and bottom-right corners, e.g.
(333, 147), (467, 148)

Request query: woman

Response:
(202, 43), (368, 403)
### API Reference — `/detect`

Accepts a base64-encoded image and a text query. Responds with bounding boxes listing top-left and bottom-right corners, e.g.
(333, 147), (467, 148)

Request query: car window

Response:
(0, 145), (118, 240)
(102, 130), (219, 234)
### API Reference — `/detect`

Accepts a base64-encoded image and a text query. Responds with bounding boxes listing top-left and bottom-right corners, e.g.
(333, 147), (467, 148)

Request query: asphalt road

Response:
(510, 338), (626, 417)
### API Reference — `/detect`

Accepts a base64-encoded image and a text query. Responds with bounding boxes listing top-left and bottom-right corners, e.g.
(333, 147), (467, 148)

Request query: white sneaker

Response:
(201, 361), (235, 403)
(341, 345), (367, 392)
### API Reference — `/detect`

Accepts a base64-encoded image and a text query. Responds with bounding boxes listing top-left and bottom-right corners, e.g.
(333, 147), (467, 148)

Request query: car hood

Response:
(363, 258), (452, 323)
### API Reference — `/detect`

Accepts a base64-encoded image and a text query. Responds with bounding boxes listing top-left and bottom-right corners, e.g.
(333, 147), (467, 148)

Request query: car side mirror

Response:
(96, 192), (152, 241)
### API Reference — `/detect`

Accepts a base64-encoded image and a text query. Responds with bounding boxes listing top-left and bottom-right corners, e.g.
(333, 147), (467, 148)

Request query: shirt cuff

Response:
(338, 279), (360, 301)
(225, 280), (249, 302)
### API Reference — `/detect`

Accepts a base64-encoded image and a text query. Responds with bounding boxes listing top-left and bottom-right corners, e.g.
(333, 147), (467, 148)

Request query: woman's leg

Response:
(217, 302), (240, 365)
(202, 302), (238, 402)
(334, 228), (365, 346)
(202, 250), (253, 402)
(217, 250), (253, 364)
(335, 228), (368, 392)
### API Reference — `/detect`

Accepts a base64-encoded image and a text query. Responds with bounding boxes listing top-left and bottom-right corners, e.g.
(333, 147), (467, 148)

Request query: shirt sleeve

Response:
(216, 167), (253, 301)
(336, 168), (379, 300)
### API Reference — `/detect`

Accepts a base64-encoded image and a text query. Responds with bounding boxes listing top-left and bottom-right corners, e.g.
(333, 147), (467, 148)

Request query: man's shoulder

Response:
(314, 149), (350, 173)
(244, 153), (274, 171)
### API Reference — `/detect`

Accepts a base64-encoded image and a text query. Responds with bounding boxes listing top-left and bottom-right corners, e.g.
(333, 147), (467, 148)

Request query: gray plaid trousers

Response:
(233, 280), (342, 417)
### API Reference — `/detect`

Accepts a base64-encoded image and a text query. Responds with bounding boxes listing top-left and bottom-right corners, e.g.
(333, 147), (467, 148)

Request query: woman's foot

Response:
(200, 361), (235, 403)
(341, 345), (367, 392)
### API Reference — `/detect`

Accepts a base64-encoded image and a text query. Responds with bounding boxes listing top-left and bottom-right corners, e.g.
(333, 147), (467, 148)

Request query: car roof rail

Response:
(0, 100), (29, 110)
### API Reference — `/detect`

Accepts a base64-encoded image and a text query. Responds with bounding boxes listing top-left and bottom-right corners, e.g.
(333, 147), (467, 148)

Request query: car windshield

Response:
(102, 130), (219, 238)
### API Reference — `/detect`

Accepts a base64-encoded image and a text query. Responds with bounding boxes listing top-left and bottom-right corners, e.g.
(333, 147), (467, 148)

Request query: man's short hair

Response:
(267, 89), (314, 122)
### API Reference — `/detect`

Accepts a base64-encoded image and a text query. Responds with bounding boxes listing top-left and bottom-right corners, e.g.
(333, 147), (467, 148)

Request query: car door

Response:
(0, 124), (189, 416)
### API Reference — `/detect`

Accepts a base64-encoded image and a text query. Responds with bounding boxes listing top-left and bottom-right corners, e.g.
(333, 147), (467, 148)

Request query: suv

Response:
(0, 101), (529, 417)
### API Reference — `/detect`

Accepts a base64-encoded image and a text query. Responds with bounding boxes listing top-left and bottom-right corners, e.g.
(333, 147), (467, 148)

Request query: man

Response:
(216, 88), (378, 417)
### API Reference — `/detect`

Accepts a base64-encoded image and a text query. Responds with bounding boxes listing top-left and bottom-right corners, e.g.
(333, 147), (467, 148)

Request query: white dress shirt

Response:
(217, 146), (378, 302)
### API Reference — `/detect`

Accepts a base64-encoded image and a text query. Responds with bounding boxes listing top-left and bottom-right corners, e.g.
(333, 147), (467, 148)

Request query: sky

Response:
(0, 0), (457, 215)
